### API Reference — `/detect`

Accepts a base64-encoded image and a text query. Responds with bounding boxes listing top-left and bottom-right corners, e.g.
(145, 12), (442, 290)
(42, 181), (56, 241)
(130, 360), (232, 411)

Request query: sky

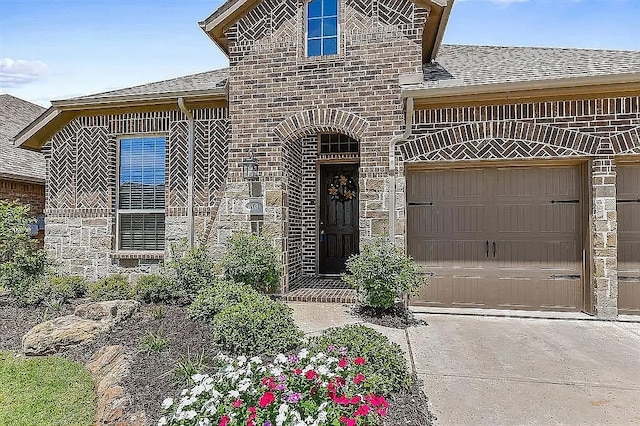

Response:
(1, 0), (639, 107)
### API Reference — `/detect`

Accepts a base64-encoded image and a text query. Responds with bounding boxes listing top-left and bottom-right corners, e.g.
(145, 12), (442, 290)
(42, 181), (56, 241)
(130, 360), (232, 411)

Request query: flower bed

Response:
(160, 348), (390, 426)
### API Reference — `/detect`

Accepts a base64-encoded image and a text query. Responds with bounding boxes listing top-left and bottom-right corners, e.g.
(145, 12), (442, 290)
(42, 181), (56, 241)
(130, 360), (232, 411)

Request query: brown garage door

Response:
(617, 165), (640, 315)
(407, 165), (583, 311)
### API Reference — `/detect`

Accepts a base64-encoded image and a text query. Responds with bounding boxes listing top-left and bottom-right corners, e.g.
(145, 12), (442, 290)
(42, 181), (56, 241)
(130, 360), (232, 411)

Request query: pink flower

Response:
(220, 416), (230, 426)
(354, 404), (371, 416)
(232, 399), (243, 408)
(339, 416), (357, 426)
(349, 395), (362, 405)
(259, 392), (275, 408)
(376, 407), (388, 416)
(305, 370), (319, 380)
(354, 357), (366, 365)
(338, 358), (348, 368)
(353, 373), (366, 385)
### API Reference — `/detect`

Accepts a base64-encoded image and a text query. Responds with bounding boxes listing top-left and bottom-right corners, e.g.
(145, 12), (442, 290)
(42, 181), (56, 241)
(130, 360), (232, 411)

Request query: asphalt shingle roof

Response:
(421, 44), (640, 88)
(0, 94), (46, 182)
(66, 68), (228, 102)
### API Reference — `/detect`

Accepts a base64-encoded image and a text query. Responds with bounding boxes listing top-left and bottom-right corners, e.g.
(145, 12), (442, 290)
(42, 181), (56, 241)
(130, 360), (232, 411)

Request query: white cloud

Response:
(0, 58), (48, 87)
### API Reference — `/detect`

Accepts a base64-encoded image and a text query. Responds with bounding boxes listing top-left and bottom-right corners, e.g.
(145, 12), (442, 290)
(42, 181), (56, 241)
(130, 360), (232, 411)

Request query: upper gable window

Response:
(307, 0), (338, 57)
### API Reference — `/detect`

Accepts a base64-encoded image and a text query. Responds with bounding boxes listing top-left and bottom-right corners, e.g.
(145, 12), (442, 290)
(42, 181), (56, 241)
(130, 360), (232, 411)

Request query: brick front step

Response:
(284, 287), (357, 304)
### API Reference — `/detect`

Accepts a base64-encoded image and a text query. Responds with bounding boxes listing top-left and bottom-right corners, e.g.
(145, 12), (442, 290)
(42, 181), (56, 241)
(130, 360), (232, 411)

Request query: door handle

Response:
(319, 230), (325, 243)
(492, 241), (496, 258)
(485, 240), (489, 258)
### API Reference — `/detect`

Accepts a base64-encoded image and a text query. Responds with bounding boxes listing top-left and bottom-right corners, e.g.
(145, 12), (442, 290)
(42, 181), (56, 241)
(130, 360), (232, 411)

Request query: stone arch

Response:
(273, 108), (369, 143)
(399, 121), (602, 162)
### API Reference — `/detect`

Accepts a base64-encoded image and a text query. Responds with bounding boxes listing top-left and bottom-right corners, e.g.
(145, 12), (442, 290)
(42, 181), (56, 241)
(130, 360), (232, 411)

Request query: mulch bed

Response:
(0, 294), (433, 426)
(350, 304), (428, 330)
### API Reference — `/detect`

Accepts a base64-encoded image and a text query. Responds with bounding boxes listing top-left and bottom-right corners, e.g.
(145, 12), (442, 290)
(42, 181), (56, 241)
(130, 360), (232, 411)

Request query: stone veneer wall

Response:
(401, 96), (640, 317)
(216, 0), (430, 288)
(43, 109), (229, 281)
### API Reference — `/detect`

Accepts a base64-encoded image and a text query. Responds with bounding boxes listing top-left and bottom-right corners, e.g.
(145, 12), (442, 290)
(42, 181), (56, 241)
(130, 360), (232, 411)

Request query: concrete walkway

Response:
(288, 302), (640, 426)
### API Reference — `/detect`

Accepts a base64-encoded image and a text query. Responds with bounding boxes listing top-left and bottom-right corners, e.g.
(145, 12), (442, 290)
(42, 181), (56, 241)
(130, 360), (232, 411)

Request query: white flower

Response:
(316, 365), (329, 376)
(192, 374), (206, 383)
(158, 417), (168, 426)
(184, 410), (197, 420)
(209, 389), (222, 400)
(298, 349), (309, 359)
(271, 366), (283, 377)
(228, 390), (240, 398)
(275, 353), (288, 364)
(318, 410), (328, 422)
(203, 399), (217, 415)
(238, 378), (252, 392)
(250, 356), (263, 364)
(198, 419), (211, 426)
(237, 355), (247, 366)
(161, 398), (174, 410)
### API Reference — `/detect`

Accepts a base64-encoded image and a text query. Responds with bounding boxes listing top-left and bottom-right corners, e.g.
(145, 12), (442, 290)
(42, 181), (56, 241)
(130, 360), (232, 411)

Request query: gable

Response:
(199, 0), (452, 63)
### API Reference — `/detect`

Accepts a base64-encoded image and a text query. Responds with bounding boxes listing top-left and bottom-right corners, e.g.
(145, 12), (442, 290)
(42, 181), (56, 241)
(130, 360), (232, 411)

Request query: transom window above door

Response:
(307, 0), (338, 57)
(320, 133), (358, 154)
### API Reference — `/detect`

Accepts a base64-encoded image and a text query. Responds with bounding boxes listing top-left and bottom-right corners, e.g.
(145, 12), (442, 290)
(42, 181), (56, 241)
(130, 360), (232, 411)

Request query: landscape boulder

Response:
(22, 300), (139, 355)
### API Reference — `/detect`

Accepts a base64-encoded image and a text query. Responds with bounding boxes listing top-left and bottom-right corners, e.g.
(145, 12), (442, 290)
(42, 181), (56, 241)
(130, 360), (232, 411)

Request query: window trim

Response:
(305, 0), (340, 58)
(115, 134), (167, 253)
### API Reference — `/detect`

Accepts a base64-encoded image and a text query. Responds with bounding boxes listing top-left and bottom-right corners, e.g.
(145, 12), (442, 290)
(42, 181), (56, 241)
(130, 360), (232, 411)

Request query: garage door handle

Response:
(617, 199), (640, 204)
(492, 241), (496, 258)
(550, 200), (580, 204)
(550, 274), (581, 280)
(485, 241), (490, 257)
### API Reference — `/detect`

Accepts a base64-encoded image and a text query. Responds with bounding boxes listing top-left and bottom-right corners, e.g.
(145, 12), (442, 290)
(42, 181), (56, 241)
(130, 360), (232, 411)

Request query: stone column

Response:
(592, 156), (618, 318)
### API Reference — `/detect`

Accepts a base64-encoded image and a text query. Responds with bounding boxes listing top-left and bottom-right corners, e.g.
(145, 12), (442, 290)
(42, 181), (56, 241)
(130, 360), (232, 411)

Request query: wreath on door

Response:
(328, 174), (358, 202)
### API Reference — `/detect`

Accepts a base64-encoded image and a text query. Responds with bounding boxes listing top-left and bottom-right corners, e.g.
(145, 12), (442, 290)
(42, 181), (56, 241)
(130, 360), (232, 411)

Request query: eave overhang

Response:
(402, 72), (640, 109)
(199, 0), (454, 62)
(15, 89), (228, 152)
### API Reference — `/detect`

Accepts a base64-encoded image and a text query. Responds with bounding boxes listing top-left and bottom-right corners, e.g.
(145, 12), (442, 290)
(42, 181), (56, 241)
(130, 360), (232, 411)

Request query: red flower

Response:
(354, 357), (366, 365)
(232, 399), (243, 408)
(339, 416), (357, 426)
(220, 416), (230, 426)
(376, 407), (388, 416)
(350, 395), (362, 405)
(353, 373), (366, 385)
(354, 404), (371, 416)
(294, 368), (303, 375)
(335, 376), (346, 386)
(338, 358), (348, 368)
(259, 392), (275, 408)
(305, 370), (319, 380)
(332, 394), (351, 405)
(249, 406), (257, 415)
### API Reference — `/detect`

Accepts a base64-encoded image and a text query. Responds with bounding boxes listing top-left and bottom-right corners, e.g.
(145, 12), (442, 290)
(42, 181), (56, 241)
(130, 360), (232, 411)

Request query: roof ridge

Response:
(441, 43), (640, 53)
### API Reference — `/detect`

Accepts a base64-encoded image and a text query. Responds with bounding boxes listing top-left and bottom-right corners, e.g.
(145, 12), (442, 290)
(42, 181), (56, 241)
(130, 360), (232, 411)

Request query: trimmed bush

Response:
(133, 274), (182, 304)
(342, 238), (425, 310)
(188, 279), (260, 321)
(11, 275), (88, 307)
(212, 298), (302, 356)
(0, 201), (48, 301)
(48, 275), (88, 300)
(220, 232), (281, 293)
(307, 324), (412, 395)
(165, 245), (218, 301)
(88, 275), (132, 301)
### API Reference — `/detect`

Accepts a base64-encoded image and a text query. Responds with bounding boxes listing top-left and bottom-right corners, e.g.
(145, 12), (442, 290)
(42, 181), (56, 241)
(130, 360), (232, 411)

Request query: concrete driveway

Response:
(410, 314), (640, 425)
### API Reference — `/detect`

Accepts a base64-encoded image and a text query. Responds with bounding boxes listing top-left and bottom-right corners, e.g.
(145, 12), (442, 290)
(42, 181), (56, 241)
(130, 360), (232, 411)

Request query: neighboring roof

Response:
(62, 68), (228, 105)
(199, 0), (453, 62)
(0, 94), (46, 183)
(403, 45), (640, 107)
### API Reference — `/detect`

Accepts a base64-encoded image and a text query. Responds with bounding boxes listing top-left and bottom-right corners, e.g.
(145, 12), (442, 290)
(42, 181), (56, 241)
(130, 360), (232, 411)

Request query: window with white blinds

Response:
(118, 137), (165, 251)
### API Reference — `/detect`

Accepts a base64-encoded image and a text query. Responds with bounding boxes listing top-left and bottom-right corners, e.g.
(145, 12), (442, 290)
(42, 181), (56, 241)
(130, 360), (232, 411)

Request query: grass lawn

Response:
(0, 351), (96, 426)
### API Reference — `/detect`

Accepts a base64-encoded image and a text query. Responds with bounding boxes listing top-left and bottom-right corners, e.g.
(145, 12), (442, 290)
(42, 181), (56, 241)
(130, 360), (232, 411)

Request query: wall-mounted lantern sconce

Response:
(242, 149), (259, 181)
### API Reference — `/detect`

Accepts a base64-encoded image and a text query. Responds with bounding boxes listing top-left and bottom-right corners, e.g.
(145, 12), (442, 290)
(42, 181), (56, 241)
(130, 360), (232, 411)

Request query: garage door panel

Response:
(408, 165), (583, 312)
(617, 165), (640, 314)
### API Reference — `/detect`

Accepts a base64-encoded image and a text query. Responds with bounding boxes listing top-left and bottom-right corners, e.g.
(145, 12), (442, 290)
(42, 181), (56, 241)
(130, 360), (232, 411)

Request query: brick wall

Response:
(215, 0), (430, 285)
(44, 108), (229, 280)
(0, 178), (45, 245)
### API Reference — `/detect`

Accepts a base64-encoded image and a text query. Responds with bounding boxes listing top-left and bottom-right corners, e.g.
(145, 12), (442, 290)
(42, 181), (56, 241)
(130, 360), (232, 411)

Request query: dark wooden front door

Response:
(319, 164), (359, 275)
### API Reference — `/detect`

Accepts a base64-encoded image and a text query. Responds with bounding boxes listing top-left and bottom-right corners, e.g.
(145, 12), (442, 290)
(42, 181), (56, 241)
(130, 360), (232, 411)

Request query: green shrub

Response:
(49, 275), (88, 300)
(133, 274), (181, 304)
(13, 275), (88, 306)
(88, 275), (132, 301)
(220, 232), (281, 293)
(188, 279), (261, 321)
(212, 298), (302, 356)
(0, 201), (48, 301)
(307, 324), (412, 396)
(342, 238), (425, 310)
(165, 244), (218, 301)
